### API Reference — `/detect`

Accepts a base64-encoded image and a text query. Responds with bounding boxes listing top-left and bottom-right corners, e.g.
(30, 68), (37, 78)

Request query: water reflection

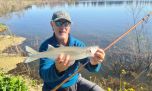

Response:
(75, 1), (152, 7)
(32, 0), (152, 8)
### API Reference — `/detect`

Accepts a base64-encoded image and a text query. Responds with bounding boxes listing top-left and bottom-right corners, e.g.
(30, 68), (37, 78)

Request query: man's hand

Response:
(55, 53), (71, 72)
(90, 48), (105, 65)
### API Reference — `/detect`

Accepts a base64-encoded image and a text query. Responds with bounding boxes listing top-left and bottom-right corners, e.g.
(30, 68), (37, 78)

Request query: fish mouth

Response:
(88, 46), (98, 55)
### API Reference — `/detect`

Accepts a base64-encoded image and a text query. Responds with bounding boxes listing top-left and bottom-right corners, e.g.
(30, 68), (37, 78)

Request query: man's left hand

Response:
(90, 48), (105, 65)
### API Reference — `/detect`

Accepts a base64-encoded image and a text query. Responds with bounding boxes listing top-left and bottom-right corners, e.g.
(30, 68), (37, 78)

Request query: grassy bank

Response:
(0, 0), (76, 17)
(0, 35), (26, 52)
(0, 0), (40, 16)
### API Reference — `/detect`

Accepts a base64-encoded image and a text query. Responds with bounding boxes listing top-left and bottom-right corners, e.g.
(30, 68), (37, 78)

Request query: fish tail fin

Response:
(25, 46), (38, 55)
(24, 46), (38, 63)
(24, 57), (38, 63)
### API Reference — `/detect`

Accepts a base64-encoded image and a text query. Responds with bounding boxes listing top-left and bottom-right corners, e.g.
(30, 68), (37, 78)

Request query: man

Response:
(39, 10), (105, 91)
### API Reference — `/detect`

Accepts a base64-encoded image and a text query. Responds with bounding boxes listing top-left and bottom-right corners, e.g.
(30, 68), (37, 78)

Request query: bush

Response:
(0, 72), (28, 91)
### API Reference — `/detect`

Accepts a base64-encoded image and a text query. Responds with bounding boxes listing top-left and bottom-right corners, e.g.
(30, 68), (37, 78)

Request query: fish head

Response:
(86, 46), (99, 56)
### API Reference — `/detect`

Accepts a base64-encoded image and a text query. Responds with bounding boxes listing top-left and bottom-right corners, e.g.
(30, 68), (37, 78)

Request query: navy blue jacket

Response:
(39, 34), (101, 91)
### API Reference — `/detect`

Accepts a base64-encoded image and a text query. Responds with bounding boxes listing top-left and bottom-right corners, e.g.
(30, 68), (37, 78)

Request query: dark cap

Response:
(52, 10), (71, 23)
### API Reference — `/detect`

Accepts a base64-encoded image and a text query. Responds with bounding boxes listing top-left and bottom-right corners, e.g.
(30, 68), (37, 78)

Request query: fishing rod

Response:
(52, 12), (152, 91)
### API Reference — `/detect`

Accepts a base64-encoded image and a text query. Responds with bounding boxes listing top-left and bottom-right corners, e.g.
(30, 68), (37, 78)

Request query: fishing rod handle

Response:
(51, 61), (90, 91)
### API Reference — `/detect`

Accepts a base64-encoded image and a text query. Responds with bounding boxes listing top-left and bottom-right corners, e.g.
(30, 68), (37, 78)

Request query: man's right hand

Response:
(55, 53), (71, 72)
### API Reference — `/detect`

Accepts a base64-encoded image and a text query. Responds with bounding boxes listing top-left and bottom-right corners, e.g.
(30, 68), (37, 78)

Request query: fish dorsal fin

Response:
(48, 44), (55, 50)
(56, 44), (65, 47)
(59, 44), (65, 47)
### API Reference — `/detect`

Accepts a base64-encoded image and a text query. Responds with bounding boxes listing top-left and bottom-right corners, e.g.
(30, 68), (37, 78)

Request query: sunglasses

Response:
(55, 20), (71, 27)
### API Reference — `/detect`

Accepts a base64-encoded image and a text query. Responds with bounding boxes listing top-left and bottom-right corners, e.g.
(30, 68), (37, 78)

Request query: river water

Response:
(0, 0), (152, 48)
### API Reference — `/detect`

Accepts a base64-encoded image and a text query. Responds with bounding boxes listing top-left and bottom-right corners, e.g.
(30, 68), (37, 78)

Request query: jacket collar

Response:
(49, 33), (75, 47)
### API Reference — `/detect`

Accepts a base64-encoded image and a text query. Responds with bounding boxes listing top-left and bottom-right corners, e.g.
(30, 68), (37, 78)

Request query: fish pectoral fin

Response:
(25, 46), (38, 56)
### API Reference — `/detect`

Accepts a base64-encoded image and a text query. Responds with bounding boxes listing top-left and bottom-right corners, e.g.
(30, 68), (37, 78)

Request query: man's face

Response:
(51, 19), (71, 40)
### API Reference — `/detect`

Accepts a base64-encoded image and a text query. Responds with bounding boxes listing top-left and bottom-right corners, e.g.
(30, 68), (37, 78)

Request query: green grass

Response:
(0, 23), (7, 32)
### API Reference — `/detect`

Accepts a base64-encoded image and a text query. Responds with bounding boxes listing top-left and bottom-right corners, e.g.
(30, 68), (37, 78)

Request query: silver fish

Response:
(24, 45), (98, 64)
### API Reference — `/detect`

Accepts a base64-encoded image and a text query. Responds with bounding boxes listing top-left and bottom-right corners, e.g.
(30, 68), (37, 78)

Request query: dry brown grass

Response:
(0, 35), (26, 52)
(0, 34), (26, 71)
(0, 0), (39, 16)
(0, 54), (25, 71)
